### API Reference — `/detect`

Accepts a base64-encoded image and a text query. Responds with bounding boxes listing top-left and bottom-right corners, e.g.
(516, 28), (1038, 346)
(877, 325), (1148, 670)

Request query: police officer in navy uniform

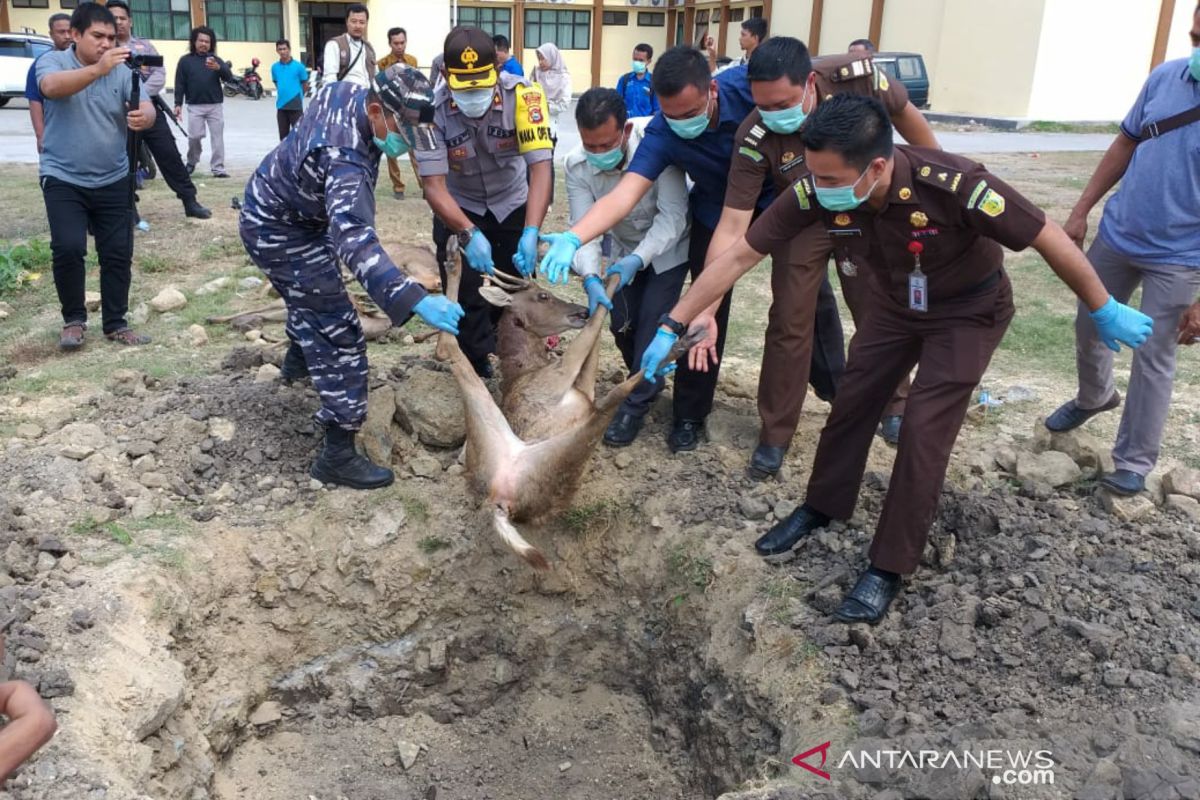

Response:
(642, 95), (1153, 624)
(416, 27), (554, 378)
(239, 65), (464, 490)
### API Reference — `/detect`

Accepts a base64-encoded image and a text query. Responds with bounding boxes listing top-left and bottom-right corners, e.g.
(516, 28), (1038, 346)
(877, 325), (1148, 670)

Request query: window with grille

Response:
(602, 11), (628, 26)
(457, 6), (512, 42)
(750, 5), (763, 18)
(525, 9), (590, 51)
(129, 0), (191, 40)
(729, 8), (744, 22)
(13, 0), (49, 8)
(60, 0), (80, 9)
(637, 11), (665, 27)
(207, 0), (284, 43)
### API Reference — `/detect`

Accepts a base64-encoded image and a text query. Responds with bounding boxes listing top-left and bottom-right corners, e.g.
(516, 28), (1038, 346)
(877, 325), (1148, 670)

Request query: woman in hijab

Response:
(531, 43), (572, 135)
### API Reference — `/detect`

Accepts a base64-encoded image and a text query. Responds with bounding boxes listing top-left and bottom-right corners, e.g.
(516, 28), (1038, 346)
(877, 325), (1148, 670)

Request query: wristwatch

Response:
(457, 225), (478, 249)
(657, 313), (686, 336)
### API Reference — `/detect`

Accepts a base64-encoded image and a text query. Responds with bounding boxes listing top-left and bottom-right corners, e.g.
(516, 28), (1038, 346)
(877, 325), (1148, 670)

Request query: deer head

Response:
(478, 273), (588, 337)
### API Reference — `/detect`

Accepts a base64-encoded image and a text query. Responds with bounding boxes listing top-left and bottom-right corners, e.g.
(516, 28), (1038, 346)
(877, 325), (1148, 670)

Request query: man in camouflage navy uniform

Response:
(239, 65), (464, 490)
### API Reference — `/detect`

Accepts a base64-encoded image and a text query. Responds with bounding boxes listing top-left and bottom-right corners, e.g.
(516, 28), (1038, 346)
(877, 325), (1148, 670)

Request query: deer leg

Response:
(560, 274), (621, 394)
(205, 299), (287, 324)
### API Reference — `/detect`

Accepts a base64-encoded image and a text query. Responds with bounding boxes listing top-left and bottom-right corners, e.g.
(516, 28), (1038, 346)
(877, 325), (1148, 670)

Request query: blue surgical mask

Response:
(452, 88), (494, 118)
(758, 86), (810, 135)
(585, 135), (626, 171)
(631, 60), (647, 75)
(1190, 47), (1200, 82)
(373, 130), (408, 158)
(666, 96), (712, 140)
(814, 165), (879, 212)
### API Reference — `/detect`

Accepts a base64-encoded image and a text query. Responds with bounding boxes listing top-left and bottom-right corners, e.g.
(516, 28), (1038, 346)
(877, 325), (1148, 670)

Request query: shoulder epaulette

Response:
(827, 58), (874, 83)
(913, 162), (965, 194)
(792, 176), (815, 210)
(743, 122), (768, 148)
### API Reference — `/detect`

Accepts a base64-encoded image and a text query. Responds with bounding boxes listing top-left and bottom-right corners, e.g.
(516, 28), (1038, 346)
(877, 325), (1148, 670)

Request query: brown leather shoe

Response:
(105, 327), (151, 346)
(59, 323), (85, 351)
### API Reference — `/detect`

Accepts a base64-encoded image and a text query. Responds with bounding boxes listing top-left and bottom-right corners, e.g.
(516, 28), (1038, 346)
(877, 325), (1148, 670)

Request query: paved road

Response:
(0, 94), (1115, 170)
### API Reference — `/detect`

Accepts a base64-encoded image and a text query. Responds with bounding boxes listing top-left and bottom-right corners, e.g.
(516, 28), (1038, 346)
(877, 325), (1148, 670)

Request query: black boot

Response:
(183, 197), (212, 219)
(279, 342), (310, 383)
(310, 426), (394, 490)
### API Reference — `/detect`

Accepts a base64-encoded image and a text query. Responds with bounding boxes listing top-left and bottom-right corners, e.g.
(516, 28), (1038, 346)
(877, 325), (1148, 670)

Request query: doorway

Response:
(298, 1), (352, 75)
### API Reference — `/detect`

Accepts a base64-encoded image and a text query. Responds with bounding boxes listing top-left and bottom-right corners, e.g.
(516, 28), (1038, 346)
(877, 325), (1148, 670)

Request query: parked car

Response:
(0, 33), (53, 107)
(871, 51), (929, 109)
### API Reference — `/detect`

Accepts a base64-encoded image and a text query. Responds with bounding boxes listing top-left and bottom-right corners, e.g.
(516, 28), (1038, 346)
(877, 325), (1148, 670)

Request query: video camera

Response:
(126, 53), (164, 69)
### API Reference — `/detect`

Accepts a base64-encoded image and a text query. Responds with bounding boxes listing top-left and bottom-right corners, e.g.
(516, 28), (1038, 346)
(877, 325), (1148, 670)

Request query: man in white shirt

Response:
(321, 3), (374, 90)
(563, 88), (690, 446)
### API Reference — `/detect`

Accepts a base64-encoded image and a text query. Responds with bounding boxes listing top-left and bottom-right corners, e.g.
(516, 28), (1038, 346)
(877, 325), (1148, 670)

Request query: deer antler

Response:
(485, 270), (529, 292)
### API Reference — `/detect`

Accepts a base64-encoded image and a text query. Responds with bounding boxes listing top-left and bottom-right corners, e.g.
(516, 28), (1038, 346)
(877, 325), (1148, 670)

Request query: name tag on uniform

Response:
(908, 271), (928, 312)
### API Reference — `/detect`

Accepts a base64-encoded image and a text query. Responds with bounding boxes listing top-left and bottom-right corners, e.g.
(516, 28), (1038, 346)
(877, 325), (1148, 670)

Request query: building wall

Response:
(817, 0), (871, 56)
(878, 0), (945, 81)
(1165, 0), (1198, 61)
(769, 0), (815, 45)
(8, 5), (53, 34)
(930, 0), (1046, 116)
(367, 0), (449, 72)
(596, 14), (669, 88)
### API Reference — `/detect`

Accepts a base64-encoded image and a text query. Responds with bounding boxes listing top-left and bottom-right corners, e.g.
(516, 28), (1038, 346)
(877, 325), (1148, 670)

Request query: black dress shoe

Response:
(603, 412), (644, 447)
(1099, 468), (1145, 496)
(667, 418), (705, 453)
(834, 568), (901, 625)
(1044, 391), (1120, 432)
(747, 444), (786, 480)
(878, 415), (902, 445)
(184, 200), (212, 219)
(754, 504), (831, 562)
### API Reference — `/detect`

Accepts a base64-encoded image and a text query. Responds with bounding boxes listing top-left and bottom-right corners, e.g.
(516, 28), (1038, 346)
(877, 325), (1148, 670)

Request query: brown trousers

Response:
(386, 154), (422, 194)
(805, 274), (1014, 575)
(758, 225), (911, 446)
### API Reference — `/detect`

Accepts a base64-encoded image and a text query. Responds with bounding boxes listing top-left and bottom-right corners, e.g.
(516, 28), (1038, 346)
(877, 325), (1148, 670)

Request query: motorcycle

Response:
(222, 58), (264, 100)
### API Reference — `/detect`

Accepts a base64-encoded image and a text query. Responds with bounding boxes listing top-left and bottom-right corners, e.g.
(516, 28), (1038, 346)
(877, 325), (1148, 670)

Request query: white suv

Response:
(0, 33), (54, 107)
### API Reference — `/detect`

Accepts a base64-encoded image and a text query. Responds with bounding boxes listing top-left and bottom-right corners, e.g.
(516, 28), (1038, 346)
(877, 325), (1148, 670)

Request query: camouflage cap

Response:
(443, 26), (497, 91)
(373, 64), (438, 151)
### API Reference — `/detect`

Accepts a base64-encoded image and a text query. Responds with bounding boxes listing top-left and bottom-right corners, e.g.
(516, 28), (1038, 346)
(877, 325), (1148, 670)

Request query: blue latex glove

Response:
(512, 225), (540, 277)
(605, 254), (643, 292)
(1088, 295), (1153, 352)
(413, 295), (465, 335)
(464, 228), (494, 275)
(639, 328), (679, 385)
(538, 231), (582, 285)
(583, 275), (612, 316)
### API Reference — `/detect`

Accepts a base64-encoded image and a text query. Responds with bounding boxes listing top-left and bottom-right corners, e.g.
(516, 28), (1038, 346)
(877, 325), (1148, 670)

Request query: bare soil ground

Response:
(0, 154), (1198, 800)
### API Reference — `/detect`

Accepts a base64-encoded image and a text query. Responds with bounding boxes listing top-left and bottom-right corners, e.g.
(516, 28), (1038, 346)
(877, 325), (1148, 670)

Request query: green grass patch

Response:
(137, 253), (173, 274)
(1023, 120), (1120, 134)
(0, 239), (52, 297)
(417, 535), (451, 554)
(102, 522), (133, 546)
(559, 499), (624, 536)
(667, 543), (713, 591)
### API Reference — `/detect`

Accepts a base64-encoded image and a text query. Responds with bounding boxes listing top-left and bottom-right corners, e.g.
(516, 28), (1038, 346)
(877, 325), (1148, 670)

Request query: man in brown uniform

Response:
(703, 37), (938, 480)
(644, 95), (1152, 624)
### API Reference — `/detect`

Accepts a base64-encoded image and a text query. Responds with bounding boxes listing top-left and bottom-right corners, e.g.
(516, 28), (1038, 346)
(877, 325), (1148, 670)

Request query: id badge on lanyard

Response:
(907, 241), (928, 313)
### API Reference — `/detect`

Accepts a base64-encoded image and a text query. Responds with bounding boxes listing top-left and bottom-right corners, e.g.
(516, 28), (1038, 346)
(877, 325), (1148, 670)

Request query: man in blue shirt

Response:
(616, 43), (658, 118)
(1046, 4), (1200, 497)
(25, 13), (72, 154)
(271, 38), (309, 140)
(494, 35), (523, 77)
(540, 46), (772, 452)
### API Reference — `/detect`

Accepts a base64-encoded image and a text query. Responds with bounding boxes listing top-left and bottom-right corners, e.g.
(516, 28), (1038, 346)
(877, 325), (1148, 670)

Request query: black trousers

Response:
(138, 106), (198, 206)
(42, 175), (134, 334)
(610, 260), (689, 417)
(277, 108), (303, 140)
(671, 221), (732, 421)
(435, 207), (526, 370)
(810, 274), (847, 401)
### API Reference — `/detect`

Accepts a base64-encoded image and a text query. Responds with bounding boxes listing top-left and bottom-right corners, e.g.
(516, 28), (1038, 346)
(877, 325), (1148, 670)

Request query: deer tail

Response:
(492, 507), (550, 571)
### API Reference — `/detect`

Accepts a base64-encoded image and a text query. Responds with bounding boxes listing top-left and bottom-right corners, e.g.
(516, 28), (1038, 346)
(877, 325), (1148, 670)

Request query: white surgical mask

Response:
(452, 88), (494, 118)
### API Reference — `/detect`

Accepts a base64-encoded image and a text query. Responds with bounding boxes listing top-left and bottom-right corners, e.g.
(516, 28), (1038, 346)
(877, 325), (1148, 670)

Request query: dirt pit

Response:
(2, 347), (1200, 800)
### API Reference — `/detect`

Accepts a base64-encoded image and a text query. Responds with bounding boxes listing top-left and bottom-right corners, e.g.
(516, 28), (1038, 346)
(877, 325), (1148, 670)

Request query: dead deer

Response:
(436, 240), (698, 569)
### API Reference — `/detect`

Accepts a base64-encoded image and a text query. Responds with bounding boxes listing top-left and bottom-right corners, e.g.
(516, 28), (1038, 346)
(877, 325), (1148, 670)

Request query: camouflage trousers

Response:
(239, 214), (369, 432)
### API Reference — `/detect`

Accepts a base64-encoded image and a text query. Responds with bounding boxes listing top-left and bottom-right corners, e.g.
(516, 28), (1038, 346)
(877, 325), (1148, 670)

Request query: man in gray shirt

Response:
(37, 2), (155, 350)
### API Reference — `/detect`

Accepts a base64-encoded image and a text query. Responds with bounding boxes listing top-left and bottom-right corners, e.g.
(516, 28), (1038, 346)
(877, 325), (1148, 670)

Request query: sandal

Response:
(59, 323), (86, 351)
(105, 327), (151, 346)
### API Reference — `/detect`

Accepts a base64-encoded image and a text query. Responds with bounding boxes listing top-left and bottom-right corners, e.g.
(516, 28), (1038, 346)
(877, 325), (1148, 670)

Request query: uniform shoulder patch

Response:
(914, 163), (963, 194)
(793, 177), (814, 211)
(827, 57), (873, 83)
(975, 188), (1006, 217)
(874, 68), (889, 92)
(739, 146), (764, 163)
(515, 83), (553, 154)
(743, 123), (766, 147)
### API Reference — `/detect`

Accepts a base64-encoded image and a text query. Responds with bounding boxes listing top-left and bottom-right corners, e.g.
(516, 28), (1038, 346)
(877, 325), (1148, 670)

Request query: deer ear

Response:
(478, 286), (513, 307)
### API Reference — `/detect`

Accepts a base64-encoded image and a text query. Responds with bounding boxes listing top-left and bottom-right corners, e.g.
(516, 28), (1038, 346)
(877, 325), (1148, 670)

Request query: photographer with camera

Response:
(106, 0), (210, 220)
(37, 2), (155, 350)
